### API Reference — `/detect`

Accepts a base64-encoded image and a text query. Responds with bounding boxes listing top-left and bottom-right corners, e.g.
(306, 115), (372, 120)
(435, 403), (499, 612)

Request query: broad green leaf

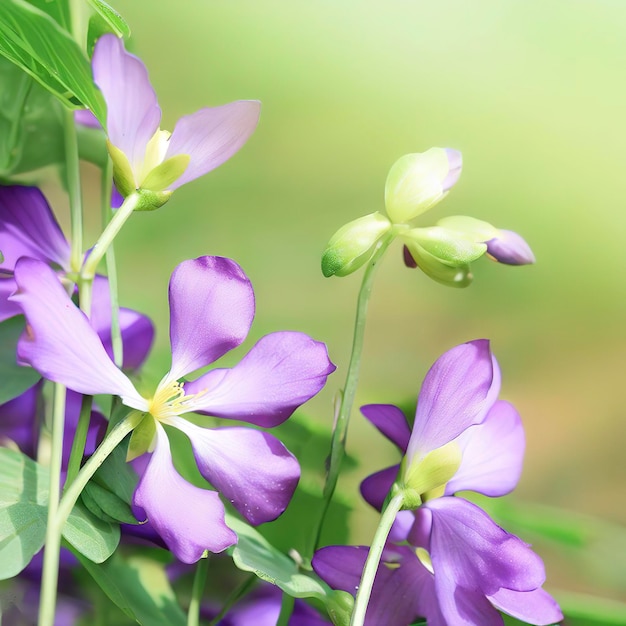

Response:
(0, 0), (106, 124)
(87, 0), (130, 38)
(81, 481), (138, 525)
(25, 0), (71, 29)
(0, 316), (41, 404)
(228, 513), (332, 602)
(75, 551), (187, 626)
(64, 498), (120, 562)
(0, 449), (47, 579)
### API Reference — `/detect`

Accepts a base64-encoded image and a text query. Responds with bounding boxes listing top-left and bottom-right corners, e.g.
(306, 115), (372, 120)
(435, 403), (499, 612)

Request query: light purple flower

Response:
(485, 229), (536, 265)
(92, 34), (260, 194)
(0, 185), (154, 369)
(11, 255), (335, 563)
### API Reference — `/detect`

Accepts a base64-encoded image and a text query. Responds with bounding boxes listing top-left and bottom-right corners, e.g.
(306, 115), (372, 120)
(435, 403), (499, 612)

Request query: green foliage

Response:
(0, 0), (106, 124)
(87, 0), (130, 39)
(0, 317), (41, 404)
(25, 0), (71, 28)
(75, 550), (187, 626)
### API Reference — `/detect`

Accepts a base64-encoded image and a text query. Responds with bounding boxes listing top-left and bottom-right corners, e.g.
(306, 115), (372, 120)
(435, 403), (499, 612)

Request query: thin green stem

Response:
(101, 160), (124, 367)
(64, 395), (93, 487)
(208, 574), (257, 626)
(64, 109), (83, 274)
(187, 556), (210, 626)
(350, 493), (405, 626)
(38, 384), (67, 626)
(81, 192), (140, 281)
(313, 232), (395, 551)
(276, 592), (295, 626)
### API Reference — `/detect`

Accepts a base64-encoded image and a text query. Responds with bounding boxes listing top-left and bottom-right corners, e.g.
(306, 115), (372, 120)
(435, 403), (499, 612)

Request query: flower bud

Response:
(485, 229), (536, 265)
(384, 148), (462, 223)
(402, 227), (487, 266)
(402, 240), (473, 288)
(321, 212), (392, 277)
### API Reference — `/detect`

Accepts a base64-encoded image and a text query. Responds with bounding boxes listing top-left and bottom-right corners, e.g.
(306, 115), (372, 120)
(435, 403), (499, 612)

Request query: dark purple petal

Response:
(406, 340), (497, 461)
(92, 34), (161, 174)
(360, 404), (411, 451)
(165, 101), (260, 189)
(90, 276), (154, 370)
(0, 384), (38, 456)
(184, 331), (335, 427)
(425, 498), (546, 597)
(485, 230), (536, 266)
(388, 510), (415, 544)
(488, 587), (563, 625)
(312, 546), (368, 595)
(445, 400), (525, 497)
(169, 418), (300, 525)
(133, 423), (237, 562)
(360, 465), (399, 511)
(0, 186), (70, 270)
(11, 258), (145, 408)
(168, 257), (254, 379)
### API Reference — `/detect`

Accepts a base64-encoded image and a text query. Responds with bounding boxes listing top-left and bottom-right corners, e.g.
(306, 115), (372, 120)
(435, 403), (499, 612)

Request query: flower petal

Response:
(0, 276), (23, 322)
(425, 498), (546, 598)
(445, 400), (525, 497)
(0, 186), (70, 270)
(488, 587), (563, 625)
(360, 404), (411, 451)
(168, 417), (300, 525)
(406, 340), (497, 461)
(165, 100), (261, 189)
(183, 331), (335, 427)
(133, 423), (237, 562)
(11, 258), (145, 408)
(168, 256), (254, 380)
(92, 34), (161, 175)
(90, 276), (154, 370)
(360, 465), (399, 511)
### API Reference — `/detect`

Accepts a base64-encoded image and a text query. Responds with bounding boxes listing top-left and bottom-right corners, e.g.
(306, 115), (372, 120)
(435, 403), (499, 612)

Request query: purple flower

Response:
(0, 185), (154, 369)
(11, 255), (335, 563)
(485, 229), (536, 265)
(92, 34), (260, 194)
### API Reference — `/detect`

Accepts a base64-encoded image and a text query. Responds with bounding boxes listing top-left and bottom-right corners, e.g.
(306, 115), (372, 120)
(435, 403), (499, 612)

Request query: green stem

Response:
(350, 493), (404, 626)
(64, 108), (83, 274)
(276, 592), (295, 626)
(187, 556), (210, 626)
(64, 394), (93, 487)
(313, 232), (394, 550)
(81, 192), (140, 281)
(208, 574), (257, 626)
(101, 161), (124, 367)
(37, 384), (67, 626)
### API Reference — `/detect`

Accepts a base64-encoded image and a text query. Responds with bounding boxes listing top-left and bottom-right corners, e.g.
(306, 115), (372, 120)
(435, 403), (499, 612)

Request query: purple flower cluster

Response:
(313, 341), (563, 626)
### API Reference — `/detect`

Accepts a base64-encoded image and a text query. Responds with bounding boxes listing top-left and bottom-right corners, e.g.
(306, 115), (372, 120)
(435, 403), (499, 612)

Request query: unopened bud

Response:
(485, 229), (535, 265)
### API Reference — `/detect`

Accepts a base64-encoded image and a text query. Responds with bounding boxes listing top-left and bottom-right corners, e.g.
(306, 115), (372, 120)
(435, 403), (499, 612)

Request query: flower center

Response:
(148, 378), (204, 422)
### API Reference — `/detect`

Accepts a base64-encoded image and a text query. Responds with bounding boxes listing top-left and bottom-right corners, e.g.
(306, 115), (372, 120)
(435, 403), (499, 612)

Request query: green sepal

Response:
(437, 215), (500, 242)
(326, 590), (354, 626)
(107, 139), (136, 197)
(127, 413), (154, 461)
(321, 212), (392, 277)
(403, 227), (487, 264)
(403, 441), (462, 498)
(403, 241), (473, 288)
(140, 154), (190, 192)
(136, 188), (173, 211)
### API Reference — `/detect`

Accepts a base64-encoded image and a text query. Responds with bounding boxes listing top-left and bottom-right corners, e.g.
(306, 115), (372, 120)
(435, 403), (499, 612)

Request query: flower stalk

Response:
(187, 556), (210, 626)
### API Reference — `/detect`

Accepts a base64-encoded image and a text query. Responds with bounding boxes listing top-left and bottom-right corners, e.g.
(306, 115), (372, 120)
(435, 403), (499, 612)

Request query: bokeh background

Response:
(64, 0), (625, 604)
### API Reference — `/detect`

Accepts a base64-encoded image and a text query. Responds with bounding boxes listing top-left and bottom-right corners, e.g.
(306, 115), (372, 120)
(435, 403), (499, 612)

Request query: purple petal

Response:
(360, 404), (411, 451)
(11, 258), (144, 408)
(425, 498), (546, 598)
(133, 423), (237, 562)
(486, 230), (536, 266)
(0, 186), (70, 270)
(312, 545), (368, 595)
(169, 417), (300, 525)
(92, 34), (161, 174)
(165, 101), (261, 189)
(74, 109), (101, 129)
(389, 510), (416, 544)
(406, 340), (497, 461)
(0, 384), (38, 456)
(0, 276), (22, 322)
(441, 148), (463, 192)
(360, 465), (399, 511)
(488, 587), (563, 625)
(445, 400), (525, 497)
(184, 331), (335, 427)
(90, 276), (154, 370)
(168, 257), (254, 380)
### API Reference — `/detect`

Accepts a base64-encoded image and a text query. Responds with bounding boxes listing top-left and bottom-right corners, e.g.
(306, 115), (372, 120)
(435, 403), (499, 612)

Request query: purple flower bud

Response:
(485, 229), (535, 265)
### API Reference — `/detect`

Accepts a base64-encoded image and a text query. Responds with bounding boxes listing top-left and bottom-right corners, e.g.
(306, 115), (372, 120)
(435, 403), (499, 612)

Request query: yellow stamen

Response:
(148, 378), (206, 422)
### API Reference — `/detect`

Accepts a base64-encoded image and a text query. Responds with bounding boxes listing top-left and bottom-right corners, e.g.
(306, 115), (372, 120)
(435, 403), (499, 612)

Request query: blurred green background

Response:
(55, 0), (626, 603)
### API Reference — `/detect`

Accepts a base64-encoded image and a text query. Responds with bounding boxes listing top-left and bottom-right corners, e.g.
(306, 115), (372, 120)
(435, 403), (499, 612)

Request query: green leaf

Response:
(87, 0), (130, 38)
(228, 513), (332, 602)
(75, 551), (187, 626)
(0, 316), (41, 404)
(0, 448), (47, 579)
(25, 0), (71, 29)
(81, 481), (138, 525)
(0, 0), (106, 124)
(64, 498), (120, 563)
